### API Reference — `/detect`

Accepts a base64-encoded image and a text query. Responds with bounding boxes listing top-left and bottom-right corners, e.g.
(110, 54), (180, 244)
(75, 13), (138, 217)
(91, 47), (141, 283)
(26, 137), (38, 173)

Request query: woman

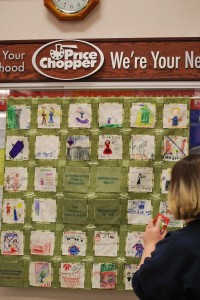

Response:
(132, 155), (200, 300)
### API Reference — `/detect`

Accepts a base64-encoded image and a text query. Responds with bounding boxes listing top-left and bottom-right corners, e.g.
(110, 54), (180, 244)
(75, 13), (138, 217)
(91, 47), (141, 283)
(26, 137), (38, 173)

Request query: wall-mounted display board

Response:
(0, 38), (200, 83)
(0, 95), (190, 289)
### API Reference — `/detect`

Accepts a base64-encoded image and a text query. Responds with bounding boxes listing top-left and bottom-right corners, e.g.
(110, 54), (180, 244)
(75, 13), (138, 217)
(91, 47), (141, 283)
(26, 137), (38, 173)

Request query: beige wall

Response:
(0, 0), (199, 299)
(0, 0), (200, 40)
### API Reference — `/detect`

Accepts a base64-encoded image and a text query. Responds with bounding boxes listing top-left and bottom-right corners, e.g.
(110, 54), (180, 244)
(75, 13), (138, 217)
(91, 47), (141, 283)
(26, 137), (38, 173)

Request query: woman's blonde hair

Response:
(168, 154), (200, 220)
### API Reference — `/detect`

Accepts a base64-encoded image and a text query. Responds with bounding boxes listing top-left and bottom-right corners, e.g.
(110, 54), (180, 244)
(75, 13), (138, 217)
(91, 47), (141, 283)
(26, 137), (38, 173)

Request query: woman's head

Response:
(168, 155), (200, 220)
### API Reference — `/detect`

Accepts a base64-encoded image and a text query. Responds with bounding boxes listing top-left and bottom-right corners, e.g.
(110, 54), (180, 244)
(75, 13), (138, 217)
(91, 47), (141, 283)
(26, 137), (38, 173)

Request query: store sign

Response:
(32, 40), (104, 80)
(0, 38), (200, 82)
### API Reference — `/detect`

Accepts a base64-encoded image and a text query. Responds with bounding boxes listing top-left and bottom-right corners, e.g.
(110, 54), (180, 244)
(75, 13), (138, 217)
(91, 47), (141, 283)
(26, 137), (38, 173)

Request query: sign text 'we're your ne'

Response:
(110, 51), (200, 70)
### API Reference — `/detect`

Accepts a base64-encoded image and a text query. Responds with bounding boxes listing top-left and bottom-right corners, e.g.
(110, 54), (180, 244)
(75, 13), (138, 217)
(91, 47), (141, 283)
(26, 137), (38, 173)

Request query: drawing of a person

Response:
(137, 173), (142, 185)
(107, 117), (112, 124)
(6, 202), (11, 214)
(68, 245), (80, 256)
(13, 173), (20, 191)
(132, 240), (144, 258)
(79, 109), (85, 119)
(127, 271), (132, 287)
(41, 107), (47, 125)
(13, 206), (18, 221)
(67, 137), (74, 159)
(67, 137), (74, 147)
(138, 140), (147, 158)
(34, 200), (40, 216)
(95, 233), (101, 242)
(48, 107), (54, 125)
(39, 270), (46, 283)
(10, 238), (19, 253)
(75, 108), (89, 124)
(168, 107), (182, 126)
(165, 180), (171, 192)
(138, 200), (145, 210)
(103, 140), (112, 155)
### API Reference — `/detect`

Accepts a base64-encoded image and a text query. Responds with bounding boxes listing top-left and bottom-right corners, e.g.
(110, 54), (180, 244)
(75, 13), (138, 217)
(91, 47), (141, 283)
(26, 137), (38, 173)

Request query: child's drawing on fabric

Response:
(159, 202), (184, 228)
(130, 135), (155, 160)
(7, 105), (30, 129)
(29, 262), (52, 287)
(128, 167), (153, 192)
(6, 136), (29, 160)
(66, 136), (90, 161)
(98, 103), (123, 128)
(98, 135), (122, 159)
(62, 231), (86, 256)
(130, 103), (156, 128)
(68, 104), (91, 128)
(32, 198), (57, 223)
(92, 263), (117, 289)
(163, 104), (188, 128)
(94, 231), (118, 257)
(35, 136), (59, 159)
(3, 199), (25, 224)
(127, 200), (152, 224)
(60, 263), (85, 288)
(34, 167), (57, 192)
(126, 232), (144, 258)
(37, 104), (61, 129)
(162, 136), (188, 161)
(30, 231), (55, 256)
(4, 167), (28, 192)
(1, 231), (24, 255)
(124, 265), (138, 290)
(161, 168), (171, 194)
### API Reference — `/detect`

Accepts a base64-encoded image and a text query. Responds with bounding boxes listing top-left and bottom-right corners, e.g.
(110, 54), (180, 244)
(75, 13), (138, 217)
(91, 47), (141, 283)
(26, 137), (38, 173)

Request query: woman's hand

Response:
(137, 216), (167, 269)
(143, 216), (167, 249)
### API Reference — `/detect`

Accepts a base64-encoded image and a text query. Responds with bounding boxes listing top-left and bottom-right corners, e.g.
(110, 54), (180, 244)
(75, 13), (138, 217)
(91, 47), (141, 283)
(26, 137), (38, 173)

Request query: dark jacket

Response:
(132, 218), (200, 300)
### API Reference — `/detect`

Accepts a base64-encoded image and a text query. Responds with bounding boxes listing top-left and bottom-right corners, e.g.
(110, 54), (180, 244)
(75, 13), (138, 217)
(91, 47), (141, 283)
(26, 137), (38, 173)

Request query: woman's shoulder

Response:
(155, 223), (200, 256)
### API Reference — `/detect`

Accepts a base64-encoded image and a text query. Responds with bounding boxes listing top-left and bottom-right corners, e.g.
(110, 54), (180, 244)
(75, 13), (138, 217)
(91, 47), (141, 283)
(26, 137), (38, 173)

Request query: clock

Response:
(44, 0), (99, 20)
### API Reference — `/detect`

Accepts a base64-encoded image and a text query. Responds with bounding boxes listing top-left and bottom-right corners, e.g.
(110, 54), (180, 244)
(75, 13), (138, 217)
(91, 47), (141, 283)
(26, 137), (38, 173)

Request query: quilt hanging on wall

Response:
(0, 96), (190, 290)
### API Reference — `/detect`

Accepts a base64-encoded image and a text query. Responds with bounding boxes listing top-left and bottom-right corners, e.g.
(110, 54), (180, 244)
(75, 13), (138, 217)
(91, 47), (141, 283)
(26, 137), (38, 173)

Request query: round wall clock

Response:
(44, 0), (99, 20)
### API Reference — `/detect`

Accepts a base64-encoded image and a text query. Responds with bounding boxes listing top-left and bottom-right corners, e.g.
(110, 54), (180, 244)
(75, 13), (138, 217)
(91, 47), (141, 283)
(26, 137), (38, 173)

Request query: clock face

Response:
(52, 0), (90, 14)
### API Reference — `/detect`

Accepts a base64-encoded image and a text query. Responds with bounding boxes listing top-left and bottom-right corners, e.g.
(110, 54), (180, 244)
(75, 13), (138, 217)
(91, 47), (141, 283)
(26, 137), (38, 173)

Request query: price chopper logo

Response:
(32, 40), (104, 80)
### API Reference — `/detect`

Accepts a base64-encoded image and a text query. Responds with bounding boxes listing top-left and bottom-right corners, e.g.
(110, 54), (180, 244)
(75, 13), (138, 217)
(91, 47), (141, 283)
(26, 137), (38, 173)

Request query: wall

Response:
(1, 0), (200, 40)
(0, 1), (199, 299)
